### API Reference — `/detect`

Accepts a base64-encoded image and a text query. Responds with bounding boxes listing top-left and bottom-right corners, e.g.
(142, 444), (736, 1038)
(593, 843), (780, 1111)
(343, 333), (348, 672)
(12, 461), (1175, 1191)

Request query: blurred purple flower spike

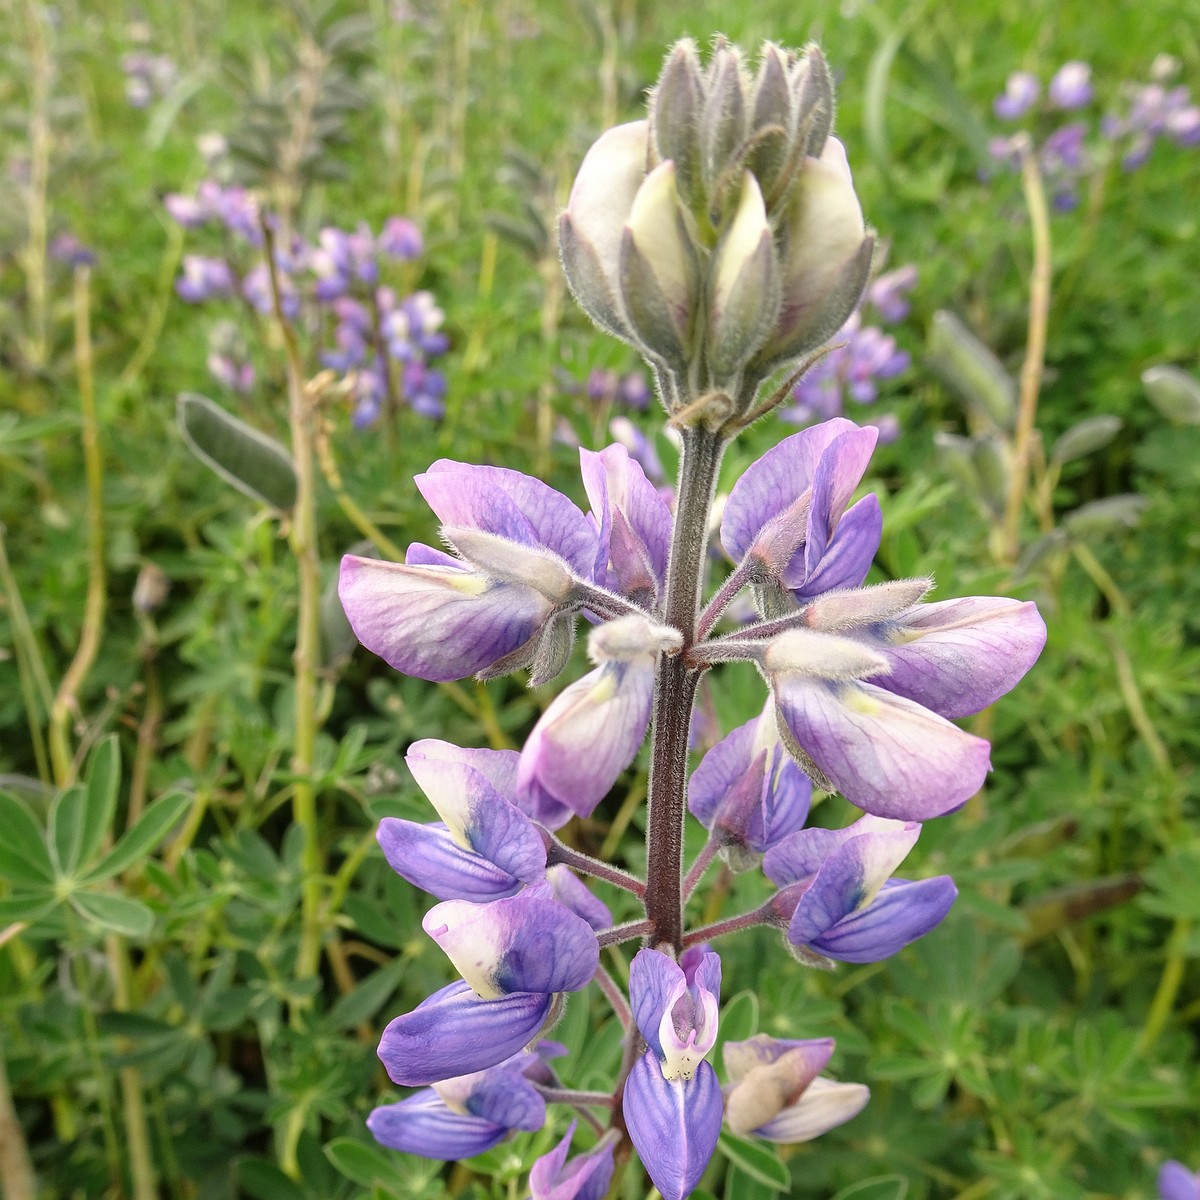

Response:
(379, 215), (425, 259)
(1048, 61), (1093, 110)
(994, 70), (1040, 120)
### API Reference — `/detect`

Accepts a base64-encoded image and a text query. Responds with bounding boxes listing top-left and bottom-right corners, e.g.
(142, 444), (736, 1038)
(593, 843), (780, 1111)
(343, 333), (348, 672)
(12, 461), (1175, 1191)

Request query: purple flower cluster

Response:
(165, 184), (446, 424)
(339, 418), (1045, 1197)
(784, 265), (916, 440)
(121, 50), (177, 109)
(583, 367), (652, 411)
(989, 59), (1200, 209)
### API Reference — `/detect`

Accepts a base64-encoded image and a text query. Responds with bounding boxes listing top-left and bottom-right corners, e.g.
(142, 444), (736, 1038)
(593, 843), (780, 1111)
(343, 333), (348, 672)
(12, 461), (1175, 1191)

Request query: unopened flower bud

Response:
(759, 138), (873, 369)
(650, 40), (704, 209)
(706, 171), (778, 380)
(559, 121), (649, 342)
(619, 161), (700, 367)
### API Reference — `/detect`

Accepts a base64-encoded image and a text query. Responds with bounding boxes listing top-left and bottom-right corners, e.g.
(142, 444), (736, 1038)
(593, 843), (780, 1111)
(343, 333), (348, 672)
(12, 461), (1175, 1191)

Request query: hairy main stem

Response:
(643, 424), (726, 951)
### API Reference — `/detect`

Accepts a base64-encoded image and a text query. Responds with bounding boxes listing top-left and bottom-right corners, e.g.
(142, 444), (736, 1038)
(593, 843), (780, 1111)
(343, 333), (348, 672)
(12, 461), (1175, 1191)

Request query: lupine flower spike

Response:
(343, 37), (1046, 1198)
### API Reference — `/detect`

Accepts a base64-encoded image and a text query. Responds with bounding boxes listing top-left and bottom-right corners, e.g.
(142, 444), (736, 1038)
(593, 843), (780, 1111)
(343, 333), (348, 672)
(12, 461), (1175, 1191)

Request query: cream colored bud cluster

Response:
(560, 38), (874, 430)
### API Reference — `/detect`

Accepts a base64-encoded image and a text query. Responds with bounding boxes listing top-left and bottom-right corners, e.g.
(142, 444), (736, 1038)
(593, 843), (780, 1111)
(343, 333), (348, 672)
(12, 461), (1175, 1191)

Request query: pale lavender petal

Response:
(441, 1063), (546, 1131)
(869, 597), (1047, 718)
(417, 461), (598, 577)
(376, 819), (526, 900)
(422, 884), (599, 996)
(1158, 1162), (1200, 1200)
(517, 660), (654, 819)
(529, 1121), (616, 1200)
(629, 949), (686, 1058)
(721, 419), (862, 564)
(624, 1053), (723, 1200)
(547, 864), (613, 932)
(774, 677), (992, 819)
(752, 1077), (870, 1143)
(339, 554), (551, 681)
(784, 825), (924, 944)
(802, 876), (957, 962)
(787, 494), (881, 596)
(408, 738), (520, 801)
(367, 1092), (507, 1159)
(404, 756), (546, 884)
(723, 1035), (835, 1088)
(580, 444), (672, 599)
(763, 815), (912, 886)
(405, 542), (460, 568)
(378, 981), (551, 1085)
(803, 425), (879, 578)
(689, 719), (756, 828)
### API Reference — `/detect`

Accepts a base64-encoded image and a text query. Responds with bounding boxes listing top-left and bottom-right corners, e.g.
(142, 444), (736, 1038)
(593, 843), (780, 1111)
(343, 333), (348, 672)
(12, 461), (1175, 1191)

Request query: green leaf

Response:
(0, 893), (58, 924)
(324, 1137), (405, 1187)
(81, 791), (190, 883)
(71, 891), (155, 937)
(1143, 365), (1200, 424)
(81, 735), (122, 867)
(327, 959), (405, 1030)
(717, 1132), (790, 1192)
(1063, 495), (1147, 539)
(714, 990), (758, 1065)
(831, 1176), (910, 1200)
(49, 786), (88, 876)
(236, 1157), (306, 1200)
(0, 791), (54, 886)
(177, 393), (297, 511)
(1050, 415), (1122, 465)
(928, 310), (1016, 431)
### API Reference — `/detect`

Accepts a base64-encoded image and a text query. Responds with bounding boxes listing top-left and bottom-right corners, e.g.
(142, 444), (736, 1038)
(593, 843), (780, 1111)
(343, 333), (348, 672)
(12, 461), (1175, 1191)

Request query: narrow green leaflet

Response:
(0, 791), (55, 885)
(49, 785), (88, 877)
(71, 890), (155, 937)
(81, 790), (190, 883)
(80, 734), (122, 865)
(716, 1131), (790, 1192)
(831, 1177), (910, 1200)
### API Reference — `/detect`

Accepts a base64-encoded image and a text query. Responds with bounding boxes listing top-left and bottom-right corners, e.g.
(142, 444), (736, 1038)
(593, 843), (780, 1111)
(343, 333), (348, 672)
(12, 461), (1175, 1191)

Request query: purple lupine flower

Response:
(580, 443), (673, 605)
(994, 71), (1040, 120)
(1159, 1161), (1200, 1200)
(722, 1036), (869, 1142)
(720, 419), (883, 602)
(176, 255), (236, 302)
(842, 324), (910, 404)
(529, 1122), (616, 1200)
(715, 1032), (868, 1142)
(688, 696), (812, 870)
(763, 815), (957, 962)
(517, 616), (682, 820)
(376, 740), (548, 901)
(379, 979), (558, 1086)
(401, 360), (447, 418)
(866, 264), (918, 323)
(617, 371), (652, 409)
(241, 262), (299, 317)
(1048, 61), (1093, 110)
(213, 185), (262, 244)
(320, 320), (369, 372)
(586, 368), (619, 403)
(421, 881), (599, 998)
(369, 1050), (547, 1158)
(339, 459), (601, 682)
(757, 626), (993, 819)
(546, 864), (613, 931)
(49, 233), (96, 268)
(624, 947), (724, 1200)
(842, 595), (1048, 719)
(349, 360), (388, 429)
(378, 215), (424, 260)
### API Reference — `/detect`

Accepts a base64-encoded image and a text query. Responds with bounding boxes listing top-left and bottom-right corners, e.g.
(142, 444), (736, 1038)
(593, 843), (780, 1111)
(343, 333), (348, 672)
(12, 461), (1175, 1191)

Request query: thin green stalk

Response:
(1140, 918), (1191, 1053)
(1000, 140), (1052, 566)
(49, 267), (104, 787)
(106, 936), (158, 1200)
(264, 224), (325, 1179)
(20, 0), (51, 371)
(0, 526), (53, 784)
(0, 1040), (37, 1200)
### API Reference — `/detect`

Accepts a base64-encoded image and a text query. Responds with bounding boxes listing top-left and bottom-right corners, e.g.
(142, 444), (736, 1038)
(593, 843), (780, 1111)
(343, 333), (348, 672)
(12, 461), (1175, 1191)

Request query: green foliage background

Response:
(1, 0), (1198, 1197)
